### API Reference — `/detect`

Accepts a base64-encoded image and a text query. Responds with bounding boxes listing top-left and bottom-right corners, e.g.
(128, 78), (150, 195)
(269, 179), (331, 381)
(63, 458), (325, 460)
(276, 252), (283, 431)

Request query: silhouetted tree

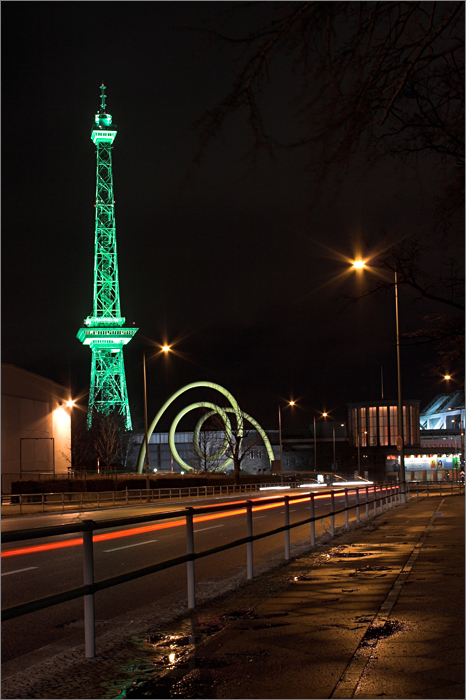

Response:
(193, 1), (464, 378)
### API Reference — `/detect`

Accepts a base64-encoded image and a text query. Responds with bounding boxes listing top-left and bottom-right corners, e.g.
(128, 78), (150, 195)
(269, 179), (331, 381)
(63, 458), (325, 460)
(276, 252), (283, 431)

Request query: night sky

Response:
(2, 2), (458, 433)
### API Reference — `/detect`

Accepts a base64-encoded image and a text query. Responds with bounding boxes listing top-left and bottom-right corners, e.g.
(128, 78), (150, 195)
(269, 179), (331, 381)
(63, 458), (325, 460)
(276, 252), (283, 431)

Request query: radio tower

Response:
(77, 85), (137, 429)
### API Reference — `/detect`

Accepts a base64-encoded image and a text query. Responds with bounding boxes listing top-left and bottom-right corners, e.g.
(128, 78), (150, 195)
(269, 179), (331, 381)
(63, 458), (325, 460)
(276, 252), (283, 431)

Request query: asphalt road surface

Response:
(2, 486), (375, 664)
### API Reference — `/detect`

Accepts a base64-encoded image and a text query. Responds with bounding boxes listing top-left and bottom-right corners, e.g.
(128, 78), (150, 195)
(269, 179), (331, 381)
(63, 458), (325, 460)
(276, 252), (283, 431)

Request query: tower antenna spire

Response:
(77, 85), (137, 429)
(100, 83), (106, 113)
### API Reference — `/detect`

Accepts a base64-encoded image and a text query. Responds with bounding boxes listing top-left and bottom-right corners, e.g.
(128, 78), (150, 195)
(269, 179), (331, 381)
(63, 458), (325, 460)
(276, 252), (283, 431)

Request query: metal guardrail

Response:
(1, 482), (295, 515)
(1, 482), (463, 658)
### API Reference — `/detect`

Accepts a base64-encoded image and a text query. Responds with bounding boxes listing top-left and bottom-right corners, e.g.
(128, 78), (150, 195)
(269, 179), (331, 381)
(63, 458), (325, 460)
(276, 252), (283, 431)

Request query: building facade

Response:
(1, 365), (72, 492)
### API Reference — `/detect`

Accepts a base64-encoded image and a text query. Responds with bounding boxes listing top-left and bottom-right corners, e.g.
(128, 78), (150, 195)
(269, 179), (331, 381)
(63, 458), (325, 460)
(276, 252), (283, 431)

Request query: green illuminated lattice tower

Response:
(77, 85), (137, 429)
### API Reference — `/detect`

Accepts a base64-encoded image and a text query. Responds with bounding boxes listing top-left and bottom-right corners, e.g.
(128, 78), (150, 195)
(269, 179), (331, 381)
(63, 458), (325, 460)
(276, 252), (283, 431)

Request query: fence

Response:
(2, 482), (463, 658)
(1, 482), (294, 515)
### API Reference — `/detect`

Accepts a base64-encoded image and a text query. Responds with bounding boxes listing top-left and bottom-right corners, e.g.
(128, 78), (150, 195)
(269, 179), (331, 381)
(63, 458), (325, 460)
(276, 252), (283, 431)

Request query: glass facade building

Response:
(348, 401), (420, 448)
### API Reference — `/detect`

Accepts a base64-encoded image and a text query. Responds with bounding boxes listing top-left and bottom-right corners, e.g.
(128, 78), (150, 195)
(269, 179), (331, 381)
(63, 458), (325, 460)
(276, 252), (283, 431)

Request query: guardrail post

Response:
(451, 480), (453, 495)
(379, 486), (383, 513)
(373, 485), (377, 517)
(284, 496), (290, 560)
(365, 486), (369, 519)
(82, 520), (96, 658)
(344, 489), (349, 529)
(42, 494), (45, 513)
(330, 492), (335, 537)
(97, 492), (100, 509)
(384, 485), (388, 511)
(185, 508), (196, 610)
(62, 493), (65, 513)
(356, 487), (360, 522)
(310, 493), (315, 547)
(246, 501), (253, 579)
(439, 481), (442, 496)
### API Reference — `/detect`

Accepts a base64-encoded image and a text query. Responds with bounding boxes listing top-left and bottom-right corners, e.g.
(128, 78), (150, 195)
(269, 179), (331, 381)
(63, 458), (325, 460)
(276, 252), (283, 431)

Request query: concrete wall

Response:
(1, 364), (72, 492)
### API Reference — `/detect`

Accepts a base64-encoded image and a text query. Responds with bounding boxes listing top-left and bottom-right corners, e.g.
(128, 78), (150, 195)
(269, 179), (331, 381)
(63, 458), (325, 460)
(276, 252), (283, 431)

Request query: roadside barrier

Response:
(2, 482), (463, 658)
(1, 482), (296, 515)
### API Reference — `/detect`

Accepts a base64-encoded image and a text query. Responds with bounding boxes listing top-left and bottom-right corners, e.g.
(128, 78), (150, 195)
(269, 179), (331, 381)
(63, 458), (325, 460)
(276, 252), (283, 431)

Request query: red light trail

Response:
(1, 489), (372, 558)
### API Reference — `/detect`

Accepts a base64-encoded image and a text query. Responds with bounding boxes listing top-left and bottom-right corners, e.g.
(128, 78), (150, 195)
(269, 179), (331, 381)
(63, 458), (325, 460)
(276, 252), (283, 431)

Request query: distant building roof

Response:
(420, 391), (465, 417)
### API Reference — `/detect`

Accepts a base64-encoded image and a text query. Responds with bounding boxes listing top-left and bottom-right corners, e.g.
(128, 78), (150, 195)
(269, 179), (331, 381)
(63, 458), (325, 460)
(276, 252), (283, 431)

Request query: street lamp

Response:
(352, 260), (406, 503)
(143, 344), (173, 492)
(278, 401), (295, 483)
(142, 351), (151, 493)
(313, 411), (328, 472)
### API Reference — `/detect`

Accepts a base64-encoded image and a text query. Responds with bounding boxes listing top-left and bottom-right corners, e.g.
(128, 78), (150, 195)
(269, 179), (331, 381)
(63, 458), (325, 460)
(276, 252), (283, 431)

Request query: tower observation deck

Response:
(77, 85), (137, 429)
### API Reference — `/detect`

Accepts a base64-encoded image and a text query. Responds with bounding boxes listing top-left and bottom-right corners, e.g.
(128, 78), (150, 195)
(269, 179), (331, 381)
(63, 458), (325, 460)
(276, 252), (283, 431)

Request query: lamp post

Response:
(394, 269), (407, 503)
(352, 261), (406, 503)
(313, 411), (329, 472)
(278, 401), (295, 483)
(142, 351), (151, 493)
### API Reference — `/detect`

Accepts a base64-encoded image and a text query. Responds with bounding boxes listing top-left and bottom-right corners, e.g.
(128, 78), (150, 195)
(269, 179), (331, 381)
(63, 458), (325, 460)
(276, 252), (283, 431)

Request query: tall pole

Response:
(313, 416), (317, 471)
(333, 427), (336, 471)
(278, 405), (283, 485)
(395, 270), (406, 503)
(357, 429), (361, 476)
(143, 351), (151, 493)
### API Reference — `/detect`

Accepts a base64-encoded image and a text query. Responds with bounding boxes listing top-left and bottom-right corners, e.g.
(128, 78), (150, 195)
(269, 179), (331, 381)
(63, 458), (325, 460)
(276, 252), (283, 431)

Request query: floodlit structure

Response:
(77, 85), (137, 429)
(1, 365), (72, 493)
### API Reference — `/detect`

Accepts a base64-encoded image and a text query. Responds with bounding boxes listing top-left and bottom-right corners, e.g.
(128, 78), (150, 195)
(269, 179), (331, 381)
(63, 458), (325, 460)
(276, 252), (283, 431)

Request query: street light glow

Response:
(352, 260), (366, 269)
(162, 345), (171, 353)
(289, 400), (295, 406)
(444, 374), (451, 380)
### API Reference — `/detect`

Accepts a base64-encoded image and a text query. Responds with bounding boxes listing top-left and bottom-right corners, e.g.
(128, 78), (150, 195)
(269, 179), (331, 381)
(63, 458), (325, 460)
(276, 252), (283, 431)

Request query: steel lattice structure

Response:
(77, 85), (137, 429)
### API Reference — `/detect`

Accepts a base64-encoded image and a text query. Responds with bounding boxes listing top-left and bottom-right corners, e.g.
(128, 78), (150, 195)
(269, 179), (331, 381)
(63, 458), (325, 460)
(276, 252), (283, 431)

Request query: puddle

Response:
(220, 608), (253, 621)
(106, 614), (245, 698)
(291, 574), (318, 581)
(145, 634), (192, 648)
(360, 619), (405, 647)
(349, 565), (392, 576)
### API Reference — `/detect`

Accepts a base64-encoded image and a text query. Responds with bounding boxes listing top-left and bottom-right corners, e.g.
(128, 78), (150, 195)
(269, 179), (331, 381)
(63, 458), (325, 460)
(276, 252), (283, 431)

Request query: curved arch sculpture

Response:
(136, 381), (274, 474)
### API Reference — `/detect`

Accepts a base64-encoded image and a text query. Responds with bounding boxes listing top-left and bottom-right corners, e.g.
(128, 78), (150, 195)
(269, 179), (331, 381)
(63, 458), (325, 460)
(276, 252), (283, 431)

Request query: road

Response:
(2, 486), (377, 664)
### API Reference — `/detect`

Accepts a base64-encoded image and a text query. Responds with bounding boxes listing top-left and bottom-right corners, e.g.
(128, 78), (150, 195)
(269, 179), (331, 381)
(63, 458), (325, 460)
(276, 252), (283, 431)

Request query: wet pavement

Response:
(1, 494), (464, 699)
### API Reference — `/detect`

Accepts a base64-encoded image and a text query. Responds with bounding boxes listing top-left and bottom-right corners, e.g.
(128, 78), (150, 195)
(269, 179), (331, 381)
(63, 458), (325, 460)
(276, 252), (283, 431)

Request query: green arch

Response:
(136, 381), (274, 473)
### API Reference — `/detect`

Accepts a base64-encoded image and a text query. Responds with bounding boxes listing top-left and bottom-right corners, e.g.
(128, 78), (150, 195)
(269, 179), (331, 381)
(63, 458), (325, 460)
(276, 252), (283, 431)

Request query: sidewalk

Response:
(1, 494), (464, 699)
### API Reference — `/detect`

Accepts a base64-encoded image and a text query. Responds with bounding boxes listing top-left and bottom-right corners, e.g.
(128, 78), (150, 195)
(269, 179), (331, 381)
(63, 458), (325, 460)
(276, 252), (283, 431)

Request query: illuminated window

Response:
(379, 406), (388, 446)
(360, 408), (367, 447)
(390, 406), (398, 445)
(369, 407), (377, 446)
(349, 408), (358, 445)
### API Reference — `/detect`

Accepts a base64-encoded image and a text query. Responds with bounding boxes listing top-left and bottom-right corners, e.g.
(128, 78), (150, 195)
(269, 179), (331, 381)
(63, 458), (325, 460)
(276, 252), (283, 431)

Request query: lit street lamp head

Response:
(352, 260), (366, 270)
(162, 345), (171, 353)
